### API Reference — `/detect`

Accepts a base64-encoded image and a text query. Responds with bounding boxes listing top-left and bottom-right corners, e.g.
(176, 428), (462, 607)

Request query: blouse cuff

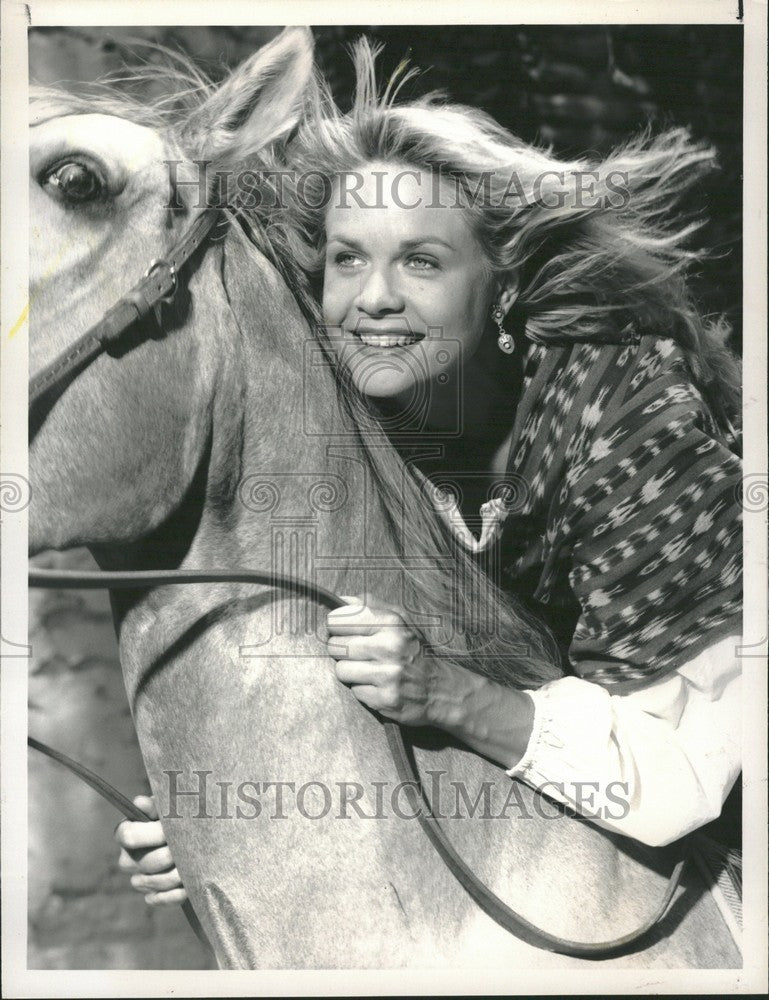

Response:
(502, 641), (742, 847)
(505, 677), (616, 807)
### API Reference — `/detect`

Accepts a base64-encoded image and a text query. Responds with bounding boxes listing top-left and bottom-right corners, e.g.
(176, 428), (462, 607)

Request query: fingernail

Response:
(329, 603), (363, 615)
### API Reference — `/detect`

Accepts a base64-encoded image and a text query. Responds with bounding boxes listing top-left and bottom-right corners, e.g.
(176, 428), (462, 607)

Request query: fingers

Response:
(327, 603), (405, 636)
(130, 867), (185, 894)
(115, 818), (168, 852)
(327, 600), (428, 726)
(328, 631), (420, 665)
(327, 604), (380, 637)
(333, 659), (398, 686)
(116, 830), (175, 874)
(344, 683), (399, 715)
(117, 842), (176, 875)
(327, 634), (391, 661)
(114, 795), (166, 864)
(132, 794), (159, 820)
(333, 658), (403, 714)
(118, 847), (140, 873)
(337, 595), (407, 618)
(130, 844), (176, 874)
(115, 794), (186, 905)
(144, 887), (188, 907)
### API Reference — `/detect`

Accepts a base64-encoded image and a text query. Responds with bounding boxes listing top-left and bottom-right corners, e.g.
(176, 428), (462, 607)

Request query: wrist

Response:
(426, 660), (535, 769)
(425, 659), (485, 732)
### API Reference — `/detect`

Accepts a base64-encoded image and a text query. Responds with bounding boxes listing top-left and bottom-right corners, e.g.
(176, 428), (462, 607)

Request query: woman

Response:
(116, 41), (742, 907)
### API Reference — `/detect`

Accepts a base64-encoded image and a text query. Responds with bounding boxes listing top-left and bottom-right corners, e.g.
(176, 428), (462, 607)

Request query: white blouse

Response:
(506, 632), (742, 847)
(420, 473), (742, 847)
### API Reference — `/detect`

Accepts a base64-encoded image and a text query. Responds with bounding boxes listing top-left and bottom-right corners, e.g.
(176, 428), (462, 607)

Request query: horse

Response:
(28, 27), (741, 969)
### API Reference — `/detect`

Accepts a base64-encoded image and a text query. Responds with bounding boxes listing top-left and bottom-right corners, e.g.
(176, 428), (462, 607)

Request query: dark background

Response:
(30, 24), (743, 351)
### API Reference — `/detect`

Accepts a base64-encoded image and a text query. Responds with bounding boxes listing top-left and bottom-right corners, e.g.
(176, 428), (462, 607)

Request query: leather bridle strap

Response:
(383, 722), (686, 958)
(28, 565), (685, 959)
(27, 735), (214, 958)
(29, 208), (221, 409)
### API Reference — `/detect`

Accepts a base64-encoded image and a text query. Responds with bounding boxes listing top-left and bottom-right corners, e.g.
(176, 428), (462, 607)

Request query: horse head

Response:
(29, 27), (314, 556)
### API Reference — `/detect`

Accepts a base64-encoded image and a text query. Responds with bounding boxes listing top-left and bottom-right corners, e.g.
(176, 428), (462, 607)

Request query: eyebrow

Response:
(326, 235), (456, 252)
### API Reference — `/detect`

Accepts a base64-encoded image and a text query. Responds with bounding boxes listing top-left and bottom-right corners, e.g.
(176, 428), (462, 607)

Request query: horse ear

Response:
(182, 27), (314, 163)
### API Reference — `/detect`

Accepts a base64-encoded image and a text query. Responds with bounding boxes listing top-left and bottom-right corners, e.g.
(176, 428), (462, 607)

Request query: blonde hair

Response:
(269, 38), (741, 431)
(30, 45), (563, 690)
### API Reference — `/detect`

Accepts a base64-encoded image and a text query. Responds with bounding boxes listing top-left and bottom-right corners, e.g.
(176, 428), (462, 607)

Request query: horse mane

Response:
(29, 39), (224, 128)
(30, 52), (561, 690)
(325, 379), (564, 688)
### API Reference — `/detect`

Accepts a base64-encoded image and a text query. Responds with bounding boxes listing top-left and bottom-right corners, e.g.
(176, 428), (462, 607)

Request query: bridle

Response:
(28, 205), (686, 961)
(29, 207), (220, 415)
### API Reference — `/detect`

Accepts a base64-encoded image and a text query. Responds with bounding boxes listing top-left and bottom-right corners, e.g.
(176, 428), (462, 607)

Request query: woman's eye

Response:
(334, 251), (363, 269)
(406, 255), (438, 271)
(43, 160), (104, 204)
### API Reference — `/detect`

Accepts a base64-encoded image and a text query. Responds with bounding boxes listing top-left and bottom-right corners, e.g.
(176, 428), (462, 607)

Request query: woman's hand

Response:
(326, 595), (536, 768)
(114, 794), (187, 906)
(326, 596), (439, 726)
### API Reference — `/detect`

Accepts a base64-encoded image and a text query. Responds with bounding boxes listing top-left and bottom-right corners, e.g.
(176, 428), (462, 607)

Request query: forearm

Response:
(426, 660), (535, 770)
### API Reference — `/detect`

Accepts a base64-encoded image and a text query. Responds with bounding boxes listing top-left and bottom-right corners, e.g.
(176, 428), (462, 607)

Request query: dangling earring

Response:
(492, 303), (515, 354)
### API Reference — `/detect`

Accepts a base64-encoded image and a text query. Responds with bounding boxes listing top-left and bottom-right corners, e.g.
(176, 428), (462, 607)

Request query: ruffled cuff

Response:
(504, 645), (742, 846)
(505, 676), (615, 806)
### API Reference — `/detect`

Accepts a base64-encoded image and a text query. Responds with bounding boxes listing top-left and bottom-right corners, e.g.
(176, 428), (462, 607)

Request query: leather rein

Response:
(28, 207), (685, 960)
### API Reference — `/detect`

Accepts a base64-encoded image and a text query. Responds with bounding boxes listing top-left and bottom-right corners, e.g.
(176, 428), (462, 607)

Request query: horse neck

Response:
(104, 219), (406, 693)
(93, 225), (703, 970)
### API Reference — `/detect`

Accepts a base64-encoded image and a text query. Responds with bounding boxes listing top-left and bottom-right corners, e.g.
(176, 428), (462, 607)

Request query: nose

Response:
(355, 265), (404, 315)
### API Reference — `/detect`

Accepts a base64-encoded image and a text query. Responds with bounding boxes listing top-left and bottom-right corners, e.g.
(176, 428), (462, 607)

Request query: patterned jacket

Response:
(496, 334), (742, 691)
(426, 334), (743, 693)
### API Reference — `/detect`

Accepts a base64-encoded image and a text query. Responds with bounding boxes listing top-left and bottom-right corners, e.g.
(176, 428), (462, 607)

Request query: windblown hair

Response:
(270, 38), (741, 432)
(29, 43), (562, 689)
(29, 43), (218, 132)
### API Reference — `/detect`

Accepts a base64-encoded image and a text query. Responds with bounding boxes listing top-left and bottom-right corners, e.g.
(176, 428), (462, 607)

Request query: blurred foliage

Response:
(30, 24), (742, 352)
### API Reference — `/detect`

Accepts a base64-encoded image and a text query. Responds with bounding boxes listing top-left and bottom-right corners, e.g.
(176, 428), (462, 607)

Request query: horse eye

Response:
(45, 160), (104, 203)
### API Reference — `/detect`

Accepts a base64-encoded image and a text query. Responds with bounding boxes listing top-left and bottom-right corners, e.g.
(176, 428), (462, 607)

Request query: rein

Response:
(28, 208), (686, 962)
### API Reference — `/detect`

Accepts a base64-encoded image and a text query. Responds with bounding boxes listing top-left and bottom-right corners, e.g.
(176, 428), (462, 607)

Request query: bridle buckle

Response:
(143, 258), (178, 304)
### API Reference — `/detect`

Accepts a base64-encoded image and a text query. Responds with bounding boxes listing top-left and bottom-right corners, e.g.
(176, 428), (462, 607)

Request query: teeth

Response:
(357, 335), (415, 347)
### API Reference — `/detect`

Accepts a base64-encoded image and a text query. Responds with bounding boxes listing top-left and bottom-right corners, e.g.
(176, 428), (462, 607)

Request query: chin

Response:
(356, 372), (419, 399)
(346, 348), (431, 395)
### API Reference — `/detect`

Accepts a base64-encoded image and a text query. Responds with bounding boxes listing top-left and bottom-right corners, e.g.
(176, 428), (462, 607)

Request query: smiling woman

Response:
(276, 43), (742, 834)
(22, 23), (746, 971)
(323, 164), (508, 407)
(115, 38), (744, 928)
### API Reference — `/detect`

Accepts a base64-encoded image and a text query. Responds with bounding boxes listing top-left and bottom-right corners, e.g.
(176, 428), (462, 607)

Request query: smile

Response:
(352, 326), (424, 348)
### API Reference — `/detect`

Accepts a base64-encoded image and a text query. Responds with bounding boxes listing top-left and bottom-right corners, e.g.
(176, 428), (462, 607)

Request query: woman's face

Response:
(322, 163), (498, 402)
